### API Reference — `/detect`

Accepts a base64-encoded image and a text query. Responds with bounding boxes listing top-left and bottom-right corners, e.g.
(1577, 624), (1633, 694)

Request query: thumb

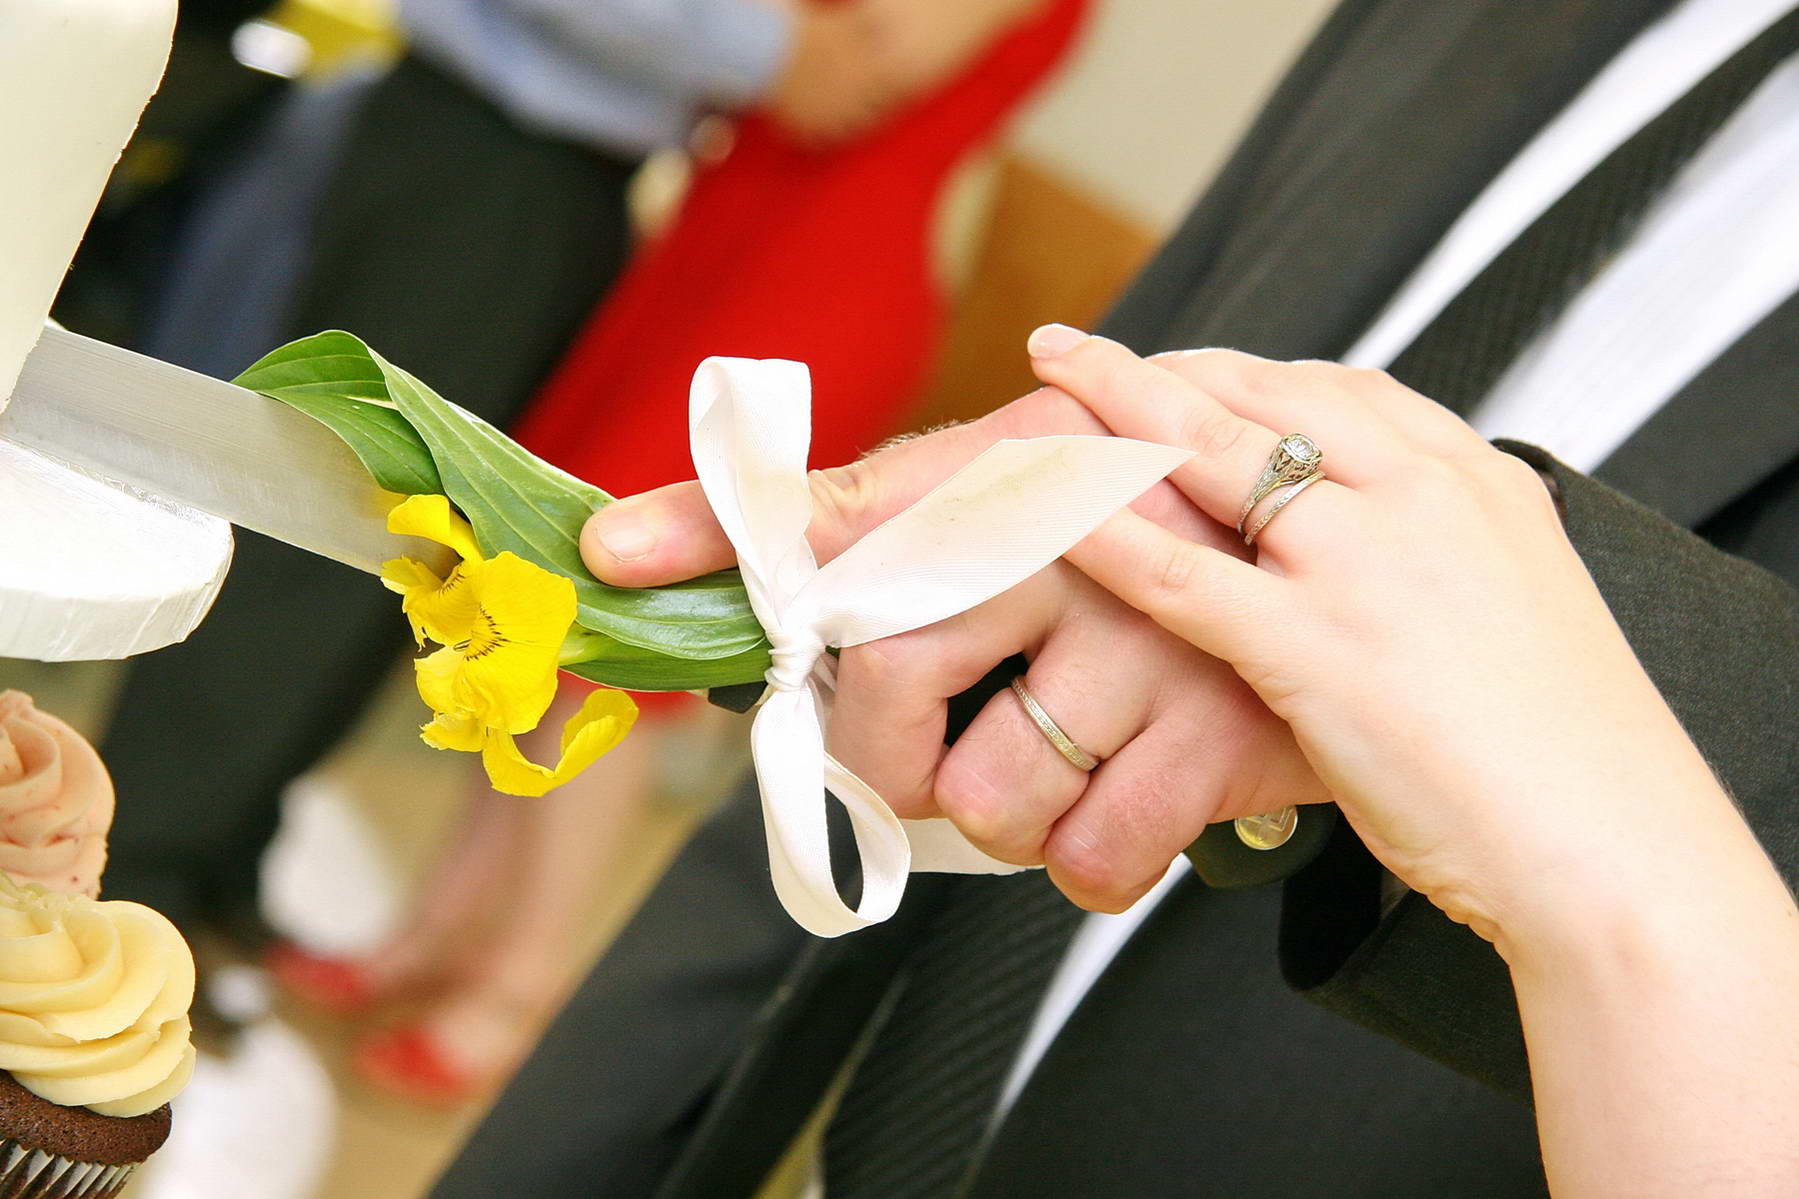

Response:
(581, 387), (1106, 586)
(580, 481), (731, 587)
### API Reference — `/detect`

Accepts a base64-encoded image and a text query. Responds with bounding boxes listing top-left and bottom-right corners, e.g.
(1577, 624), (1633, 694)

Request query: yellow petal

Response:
(420, 711), (485, 753)
(380, 556), (441, 597)
(452, 640), (562, 733)
(413, 647), (465, 716)
(387, 494), (482, 562)
(558, 689), (638, 754)
(441, 555), (577, 733)
(404, 564), (480, 647)
(474, 555), (578, 650)
(379, 557), (443, 646)
(479, 690), (640, 797)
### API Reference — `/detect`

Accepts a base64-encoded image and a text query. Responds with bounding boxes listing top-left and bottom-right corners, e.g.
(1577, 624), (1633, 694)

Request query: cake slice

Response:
(0, 0), (232, 663)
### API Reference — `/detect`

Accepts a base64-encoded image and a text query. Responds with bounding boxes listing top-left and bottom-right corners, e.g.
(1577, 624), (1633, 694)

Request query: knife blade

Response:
(1, 326), (451, 575)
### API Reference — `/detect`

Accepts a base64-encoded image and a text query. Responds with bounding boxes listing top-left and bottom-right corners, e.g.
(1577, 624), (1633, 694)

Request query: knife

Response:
(1, 326), (452, 575)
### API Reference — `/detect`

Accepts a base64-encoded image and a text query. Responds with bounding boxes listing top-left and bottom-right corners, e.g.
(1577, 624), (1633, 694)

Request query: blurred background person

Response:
(271, 0), (1093, 1106)
(53, 0), (291, 351)
(74, 0), (884, 995)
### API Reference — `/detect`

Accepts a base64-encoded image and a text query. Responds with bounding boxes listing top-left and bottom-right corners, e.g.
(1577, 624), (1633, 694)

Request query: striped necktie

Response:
(1388, 7), (1799, 411)
(822, 870), (1084, 1198)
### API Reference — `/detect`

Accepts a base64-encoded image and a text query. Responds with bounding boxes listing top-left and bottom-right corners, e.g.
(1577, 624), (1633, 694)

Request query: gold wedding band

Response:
(1009, 677), (1101, 772)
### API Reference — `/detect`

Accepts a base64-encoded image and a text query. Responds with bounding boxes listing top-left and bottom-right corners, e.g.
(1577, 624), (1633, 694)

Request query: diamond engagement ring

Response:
(1236, 433), (1325, 537)
(1009, 677), (1101, 772)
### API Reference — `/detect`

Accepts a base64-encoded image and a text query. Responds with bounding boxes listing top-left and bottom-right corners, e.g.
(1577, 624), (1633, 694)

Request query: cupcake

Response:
(0, 873), (194, 1195)
(0, 694), (193, 1195)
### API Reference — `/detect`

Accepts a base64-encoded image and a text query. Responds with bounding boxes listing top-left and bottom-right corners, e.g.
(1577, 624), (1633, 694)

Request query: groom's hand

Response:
(581, 386), (1326, 911)
(582, 385), (1109, 582)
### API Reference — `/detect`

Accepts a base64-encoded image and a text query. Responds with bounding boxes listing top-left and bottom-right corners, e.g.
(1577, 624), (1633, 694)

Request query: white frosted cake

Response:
(0, 0), (233, 662)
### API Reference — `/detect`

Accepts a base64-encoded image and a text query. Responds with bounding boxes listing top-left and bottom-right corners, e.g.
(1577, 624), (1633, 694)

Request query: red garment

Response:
(523, 0), (1090, 708)
(520, 0), (1090, 494)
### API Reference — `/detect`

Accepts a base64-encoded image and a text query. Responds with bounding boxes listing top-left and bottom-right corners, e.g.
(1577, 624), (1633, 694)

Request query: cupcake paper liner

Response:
(0, 1141), (136, 1199)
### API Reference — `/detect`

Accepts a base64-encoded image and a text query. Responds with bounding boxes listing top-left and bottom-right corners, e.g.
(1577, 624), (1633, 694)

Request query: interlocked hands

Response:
(583, 328), (1764, 960)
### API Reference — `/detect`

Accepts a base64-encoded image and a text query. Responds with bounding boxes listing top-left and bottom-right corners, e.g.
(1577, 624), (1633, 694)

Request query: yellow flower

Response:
(380, 495), (638, 796)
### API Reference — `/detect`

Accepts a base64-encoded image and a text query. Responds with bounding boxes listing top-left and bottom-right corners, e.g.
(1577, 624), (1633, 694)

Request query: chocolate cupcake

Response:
(0, 1070), (169, 1195)
(0, 873), (194, 1196)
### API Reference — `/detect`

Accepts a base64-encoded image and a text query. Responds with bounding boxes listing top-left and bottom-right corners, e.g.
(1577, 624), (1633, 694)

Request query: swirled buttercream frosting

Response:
(0, 693), (113, 897)
(0, 873), (193, 1117)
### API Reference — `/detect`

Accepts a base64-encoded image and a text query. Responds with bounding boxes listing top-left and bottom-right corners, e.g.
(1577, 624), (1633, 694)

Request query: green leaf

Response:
(563, 637), (770, 692)
(241, 330), (772, 672)
(235, 332), (441, 495)
(376, 350), (768, 661)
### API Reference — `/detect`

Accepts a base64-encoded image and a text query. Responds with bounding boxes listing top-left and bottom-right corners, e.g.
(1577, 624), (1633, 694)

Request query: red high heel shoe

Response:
(266, 942), (380, 1016)
(352, 1025), (482, 1106)
(353, 985), (543, 1106)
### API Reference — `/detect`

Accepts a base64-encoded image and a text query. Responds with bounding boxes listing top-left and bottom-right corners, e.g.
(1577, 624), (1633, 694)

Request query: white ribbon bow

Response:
(691, 359), (1192, 937)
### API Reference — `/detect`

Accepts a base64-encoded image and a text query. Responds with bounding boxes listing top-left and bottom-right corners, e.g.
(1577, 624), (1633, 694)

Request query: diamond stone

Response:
(1279, 434), (1321, 464)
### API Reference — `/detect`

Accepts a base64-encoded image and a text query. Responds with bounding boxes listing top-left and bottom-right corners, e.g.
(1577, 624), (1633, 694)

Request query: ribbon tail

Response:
(803, 436), (1195, 648)
(900, 817), (1034, 876)
(751, 692), (912, 938)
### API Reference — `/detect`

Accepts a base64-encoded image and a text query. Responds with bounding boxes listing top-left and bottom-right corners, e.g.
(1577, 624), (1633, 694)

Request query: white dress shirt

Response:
(995, 0), (1799, 1121)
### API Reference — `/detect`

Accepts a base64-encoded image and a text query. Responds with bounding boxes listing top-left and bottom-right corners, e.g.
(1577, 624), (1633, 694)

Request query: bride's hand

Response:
(1028, 326), (1778, 959)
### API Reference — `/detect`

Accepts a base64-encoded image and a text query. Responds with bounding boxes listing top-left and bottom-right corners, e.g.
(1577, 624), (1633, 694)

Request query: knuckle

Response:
(1345, 363), (1395, 389)
(1399, 451), (1465, 497)
(1151, 543), (1200, 607)
(1046, 833), (1130, 912)
(1179, 407), (1252, 463)
(1231, 353), (1292, 398)
(1197, 347), (1260, 375)
(1479, 452), (1562, 524)
(839, 637), (927, 695)
(1290, 360), (1384, 405)
(1160, 346), (1252, 391)
(881, 772), (941, 820)
(1284, 357), (1341, 383)
(807, 462), (880, 549)
(932, 756), (1012, 844)
(1007, 384), (1100, 435)
(1147, 347), (1221, 374)
(1485, 449), (1549, 496)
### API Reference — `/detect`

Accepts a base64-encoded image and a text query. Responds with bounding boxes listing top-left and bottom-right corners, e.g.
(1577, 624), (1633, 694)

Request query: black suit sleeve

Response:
(1278, 443), (1799, 1104)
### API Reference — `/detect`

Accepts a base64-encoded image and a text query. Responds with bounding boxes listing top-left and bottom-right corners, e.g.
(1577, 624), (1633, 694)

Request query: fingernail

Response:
(1028, 323), (1088, 359)
(595, 502), (659, 563)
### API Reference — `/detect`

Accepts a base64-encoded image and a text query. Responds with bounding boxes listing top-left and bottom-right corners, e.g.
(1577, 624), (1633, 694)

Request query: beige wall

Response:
(1011, 0), (1339, 232)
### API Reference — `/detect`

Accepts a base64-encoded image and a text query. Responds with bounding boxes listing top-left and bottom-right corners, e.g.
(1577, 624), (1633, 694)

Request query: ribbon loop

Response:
(690, 358), (1192, 937)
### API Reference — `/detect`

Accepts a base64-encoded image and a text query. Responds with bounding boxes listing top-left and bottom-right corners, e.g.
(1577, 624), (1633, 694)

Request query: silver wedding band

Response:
(1244, 471), (1324, 546)
(1238, 433), (1326, 547)
(1009, 677), (1101, 772)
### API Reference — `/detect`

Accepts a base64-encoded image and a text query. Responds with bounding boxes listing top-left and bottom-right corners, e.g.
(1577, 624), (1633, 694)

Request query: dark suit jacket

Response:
(434, 1), (1799, 1195)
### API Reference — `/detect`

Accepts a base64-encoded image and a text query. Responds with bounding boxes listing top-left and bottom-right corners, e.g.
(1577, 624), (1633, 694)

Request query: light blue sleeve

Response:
(507, 0), (794, 105)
